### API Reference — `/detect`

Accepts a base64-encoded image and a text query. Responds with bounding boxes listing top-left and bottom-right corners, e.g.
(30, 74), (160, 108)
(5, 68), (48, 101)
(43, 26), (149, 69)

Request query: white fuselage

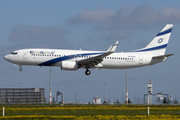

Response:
(4, 48), (164, 69)
(4, 24), (173, 75)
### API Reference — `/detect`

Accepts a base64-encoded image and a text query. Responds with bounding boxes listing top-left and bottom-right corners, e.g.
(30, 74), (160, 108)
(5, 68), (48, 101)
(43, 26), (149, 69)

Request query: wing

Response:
(78, 41), (119, 68)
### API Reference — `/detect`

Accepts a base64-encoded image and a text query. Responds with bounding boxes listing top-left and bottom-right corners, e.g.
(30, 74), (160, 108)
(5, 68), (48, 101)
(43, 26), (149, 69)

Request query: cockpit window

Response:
(11, 52), (18, 55)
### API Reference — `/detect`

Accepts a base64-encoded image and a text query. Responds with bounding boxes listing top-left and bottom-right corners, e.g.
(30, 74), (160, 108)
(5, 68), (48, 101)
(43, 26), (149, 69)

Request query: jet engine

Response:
(61, 61), (78, 71)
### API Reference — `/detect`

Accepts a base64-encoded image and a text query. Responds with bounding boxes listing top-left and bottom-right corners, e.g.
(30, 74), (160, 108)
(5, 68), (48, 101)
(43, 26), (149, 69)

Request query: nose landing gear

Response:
(19, 66), (23, 72)
(85, 69), (91, 75)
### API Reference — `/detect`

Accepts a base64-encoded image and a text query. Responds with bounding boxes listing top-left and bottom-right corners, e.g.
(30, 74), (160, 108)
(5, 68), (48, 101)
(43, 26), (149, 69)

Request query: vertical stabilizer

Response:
(134, 24), (173, 55)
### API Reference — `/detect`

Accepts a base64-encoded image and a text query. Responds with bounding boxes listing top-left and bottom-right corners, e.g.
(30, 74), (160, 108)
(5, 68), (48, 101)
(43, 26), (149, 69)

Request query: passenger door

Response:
(139, 55), (143, 64)
(23, 51), (28, 59)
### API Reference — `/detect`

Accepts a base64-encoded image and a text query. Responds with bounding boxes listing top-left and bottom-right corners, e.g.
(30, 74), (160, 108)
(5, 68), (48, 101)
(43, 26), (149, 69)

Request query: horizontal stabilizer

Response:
(153, 54), (174, 59)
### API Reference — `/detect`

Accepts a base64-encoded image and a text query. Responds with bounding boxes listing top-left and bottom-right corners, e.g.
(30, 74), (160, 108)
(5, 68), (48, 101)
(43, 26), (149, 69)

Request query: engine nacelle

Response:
(61, 61), (78, 71)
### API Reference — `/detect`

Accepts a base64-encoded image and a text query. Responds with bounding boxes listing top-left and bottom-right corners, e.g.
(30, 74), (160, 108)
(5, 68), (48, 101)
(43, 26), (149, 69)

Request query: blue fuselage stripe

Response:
(38, 52), (105, 66)
(134, 44), (167, 52)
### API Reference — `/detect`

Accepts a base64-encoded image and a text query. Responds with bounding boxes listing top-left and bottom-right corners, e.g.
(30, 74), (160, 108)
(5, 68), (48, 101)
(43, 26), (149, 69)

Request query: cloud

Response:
(66, 4), (180, 29)
(1, 25), (73, 56)
(106, 31), (132, 41)
(9, 24), (69, 41)
(8, 24), (71, 48)
(66, 9), (115, 24)
(66, 4), (180, 41)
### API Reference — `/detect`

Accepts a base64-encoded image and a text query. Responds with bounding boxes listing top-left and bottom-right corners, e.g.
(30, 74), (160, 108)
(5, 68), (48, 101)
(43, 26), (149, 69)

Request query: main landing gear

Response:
(85, 68), (91, 75)
(19, 66), (23, 72)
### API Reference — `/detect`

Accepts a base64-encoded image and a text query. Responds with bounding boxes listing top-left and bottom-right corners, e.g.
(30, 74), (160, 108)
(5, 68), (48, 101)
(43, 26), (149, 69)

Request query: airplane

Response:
(4, 24), (173, 75)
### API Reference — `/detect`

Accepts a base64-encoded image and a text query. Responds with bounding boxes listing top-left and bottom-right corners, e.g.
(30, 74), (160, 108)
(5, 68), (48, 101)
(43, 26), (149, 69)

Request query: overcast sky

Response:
(1, 0), (180, 103)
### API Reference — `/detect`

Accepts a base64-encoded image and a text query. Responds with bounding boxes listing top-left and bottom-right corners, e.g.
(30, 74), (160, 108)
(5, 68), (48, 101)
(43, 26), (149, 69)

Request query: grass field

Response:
(0, 104), (180, 119)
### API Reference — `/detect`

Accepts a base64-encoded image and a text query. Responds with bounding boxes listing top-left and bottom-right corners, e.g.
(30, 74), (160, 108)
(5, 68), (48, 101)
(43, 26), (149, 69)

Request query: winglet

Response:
(107, 41), (119, 53)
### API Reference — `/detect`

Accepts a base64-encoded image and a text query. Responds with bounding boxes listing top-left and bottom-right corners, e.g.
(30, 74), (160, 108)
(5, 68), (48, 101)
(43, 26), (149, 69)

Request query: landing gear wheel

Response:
(19, 68), (23, 72)
(85, 70), (91, 75)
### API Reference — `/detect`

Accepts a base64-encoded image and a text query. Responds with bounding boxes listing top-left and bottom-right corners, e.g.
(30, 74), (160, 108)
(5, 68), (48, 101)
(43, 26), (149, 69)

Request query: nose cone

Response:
(4, 55), (11, 61)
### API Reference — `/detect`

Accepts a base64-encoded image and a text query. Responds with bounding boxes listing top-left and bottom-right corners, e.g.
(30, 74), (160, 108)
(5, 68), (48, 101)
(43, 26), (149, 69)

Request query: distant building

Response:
(0, 88), (45, 104)
(92, 96), (101, 104)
